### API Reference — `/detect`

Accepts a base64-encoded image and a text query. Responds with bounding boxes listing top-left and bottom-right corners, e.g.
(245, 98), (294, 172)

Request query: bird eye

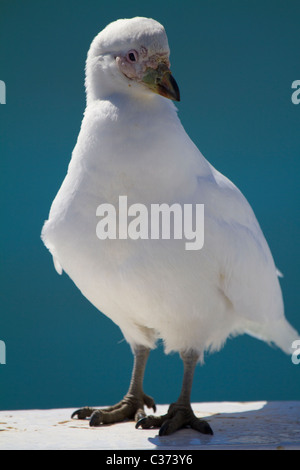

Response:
(127, 50), (138, 62)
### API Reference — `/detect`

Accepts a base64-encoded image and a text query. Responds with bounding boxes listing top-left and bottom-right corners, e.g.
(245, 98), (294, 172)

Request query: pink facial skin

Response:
(116, 46), (170, 82)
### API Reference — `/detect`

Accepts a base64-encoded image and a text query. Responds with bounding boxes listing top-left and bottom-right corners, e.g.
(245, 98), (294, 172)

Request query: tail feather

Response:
(268, 319), (300, 355)
(246, 318), (299, 355)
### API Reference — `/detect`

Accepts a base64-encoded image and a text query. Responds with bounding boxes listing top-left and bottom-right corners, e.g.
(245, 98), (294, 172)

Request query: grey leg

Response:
(136, 350), (213, 436)
(72, 345), (156, 426)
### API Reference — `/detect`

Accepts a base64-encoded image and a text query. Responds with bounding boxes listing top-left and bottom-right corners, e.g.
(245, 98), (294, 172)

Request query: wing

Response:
(197, 164), (299, 353)
(198, 164), (284, 324)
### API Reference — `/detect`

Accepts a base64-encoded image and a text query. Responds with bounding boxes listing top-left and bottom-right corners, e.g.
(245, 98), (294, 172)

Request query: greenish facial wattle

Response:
(141, 63), (180, 102)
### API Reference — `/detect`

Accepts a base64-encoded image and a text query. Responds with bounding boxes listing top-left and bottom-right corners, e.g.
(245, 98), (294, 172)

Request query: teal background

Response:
(0, 0), (299, 411)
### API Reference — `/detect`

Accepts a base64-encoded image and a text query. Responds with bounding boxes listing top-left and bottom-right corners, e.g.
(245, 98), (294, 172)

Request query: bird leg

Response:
(71, 345), (156, 426)
(136, 349), (213, 436)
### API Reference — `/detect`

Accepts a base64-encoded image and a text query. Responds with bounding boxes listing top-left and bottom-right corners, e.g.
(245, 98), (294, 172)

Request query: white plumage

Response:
(41, 17), (299, 434)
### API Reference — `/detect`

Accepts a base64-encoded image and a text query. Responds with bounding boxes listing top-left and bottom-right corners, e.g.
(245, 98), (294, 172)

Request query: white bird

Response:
(42, 17), (299, 435)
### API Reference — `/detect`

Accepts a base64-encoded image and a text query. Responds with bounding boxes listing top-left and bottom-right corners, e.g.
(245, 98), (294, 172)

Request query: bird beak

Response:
(141, 63), (180, 102)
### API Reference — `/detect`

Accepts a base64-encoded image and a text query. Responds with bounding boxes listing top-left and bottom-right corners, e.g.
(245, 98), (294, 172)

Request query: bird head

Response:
(85, 17), (180, 104)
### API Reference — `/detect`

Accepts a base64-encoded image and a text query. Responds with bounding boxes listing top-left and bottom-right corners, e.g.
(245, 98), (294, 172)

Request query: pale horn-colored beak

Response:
(141, 63), (180, 102)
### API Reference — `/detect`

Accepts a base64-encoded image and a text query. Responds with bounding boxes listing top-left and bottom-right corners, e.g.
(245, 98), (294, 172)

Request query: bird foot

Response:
(71, 392), (156, 426)
(136, 402), (213, 436)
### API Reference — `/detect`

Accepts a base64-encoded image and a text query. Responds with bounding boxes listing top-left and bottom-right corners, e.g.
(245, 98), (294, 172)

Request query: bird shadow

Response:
(147, 401), (300, 449)
(148, 429), (213, 449)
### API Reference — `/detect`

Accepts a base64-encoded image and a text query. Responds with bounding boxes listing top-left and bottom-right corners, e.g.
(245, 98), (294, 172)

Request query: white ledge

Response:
(0, 401), (299, 450)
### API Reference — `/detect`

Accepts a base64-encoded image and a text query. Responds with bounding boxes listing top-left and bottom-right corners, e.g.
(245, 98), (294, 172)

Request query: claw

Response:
(135, 417), (147, 429)
(143, 394), (156, 413)
(71, 407), (95, 420)
(193, 419), (213, 435)
(204, 423), (214, 435)
(159, 420), (172, 436)
(136, 414), (164, 429)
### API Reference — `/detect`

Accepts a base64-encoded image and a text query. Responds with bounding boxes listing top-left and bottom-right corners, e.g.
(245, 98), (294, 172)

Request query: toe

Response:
(135, 409), (146, 422)
(143, 393), (156, 413)
(89, 410), (103, 426)
(159, 409), (186, 435)
(136, 414), (165, 429)
(151, 405), (214, 436)
(71, 407), (95, 419)
(190, 416), (213, 435)
(135, 416), (153, 429)
(159, 418), (179, 436)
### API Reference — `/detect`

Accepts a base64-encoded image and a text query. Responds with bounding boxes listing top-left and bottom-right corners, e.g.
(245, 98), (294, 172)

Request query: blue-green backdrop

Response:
(0, 0), (299, 411)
